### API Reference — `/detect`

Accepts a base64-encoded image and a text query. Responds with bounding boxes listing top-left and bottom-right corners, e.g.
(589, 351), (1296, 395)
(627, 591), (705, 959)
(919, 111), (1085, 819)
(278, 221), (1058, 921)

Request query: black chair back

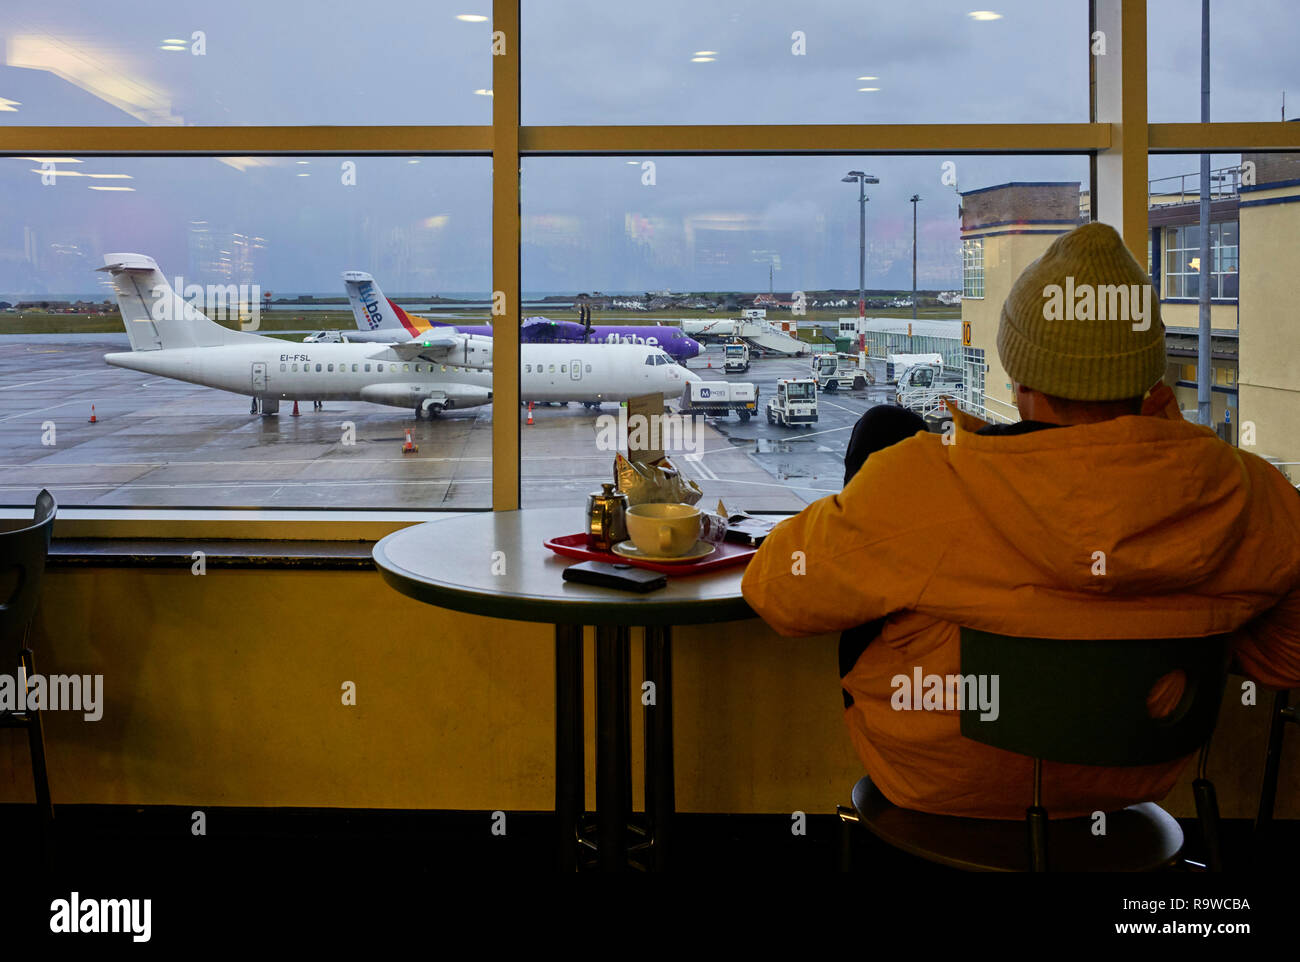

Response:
(958, 627), (1231, 767)
(0, 490), (57, 665)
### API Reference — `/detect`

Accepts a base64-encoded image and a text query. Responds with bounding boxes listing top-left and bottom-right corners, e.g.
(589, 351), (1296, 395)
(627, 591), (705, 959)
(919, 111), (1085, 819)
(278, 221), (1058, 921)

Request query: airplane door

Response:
(570, 358), (581, 381)
(251, 362), (267, 393)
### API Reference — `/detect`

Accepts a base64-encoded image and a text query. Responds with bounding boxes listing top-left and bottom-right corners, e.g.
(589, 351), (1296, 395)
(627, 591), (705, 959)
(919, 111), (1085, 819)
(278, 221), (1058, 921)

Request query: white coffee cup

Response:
(625, 503), (703, 557)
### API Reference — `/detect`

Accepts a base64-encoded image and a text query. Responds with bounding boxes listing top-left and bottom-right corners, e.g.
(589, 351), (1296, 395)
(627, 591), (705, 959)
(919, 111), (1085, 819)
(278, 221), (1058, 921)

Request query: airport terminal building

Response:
(958, 159), (1300, 485)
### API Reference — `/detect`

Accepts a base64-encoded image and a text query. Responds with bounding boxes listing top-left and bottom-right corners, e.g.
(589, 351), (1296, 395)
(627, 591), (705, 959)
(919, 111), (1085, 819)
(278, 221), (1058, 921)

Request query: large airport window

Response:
(0, 1), (494, 126)
(519, 154), (1089, 511)
(523, 0), (1087, 125)
(1148, 0), (1300, 122)
(0, 154), (492, 509)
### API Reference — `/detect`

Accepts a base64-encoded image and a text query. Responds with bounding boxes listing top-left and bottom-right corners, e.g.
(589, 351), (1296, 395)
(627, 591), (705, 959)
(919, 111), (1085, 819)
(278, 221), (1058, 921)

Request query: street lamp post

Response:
(910, 194), (921, 323)
(843, 171), (879, 318)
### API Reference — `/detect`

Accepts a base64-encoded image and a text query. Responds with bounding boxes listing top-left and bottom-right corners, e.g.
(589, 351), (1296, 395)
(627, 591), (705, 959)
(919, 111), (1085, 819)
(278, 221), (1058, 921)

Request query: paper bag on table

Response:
(615, 452), (702, 507)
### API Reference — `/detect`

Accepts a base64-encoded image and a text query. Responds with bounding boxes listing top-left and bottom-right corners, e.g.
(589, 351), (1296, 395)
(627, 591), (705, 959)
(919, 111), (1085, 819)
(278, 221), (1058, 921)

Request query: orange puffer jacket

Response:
(741, 385), (1300, 818)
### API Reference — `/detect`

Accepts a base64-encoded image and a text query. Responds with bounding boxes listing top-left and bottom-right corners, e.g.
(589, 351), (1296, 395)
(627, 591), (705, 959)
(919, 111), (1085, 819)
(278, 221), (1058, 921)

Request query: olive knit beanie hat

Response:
(996, 221), (1166, 401)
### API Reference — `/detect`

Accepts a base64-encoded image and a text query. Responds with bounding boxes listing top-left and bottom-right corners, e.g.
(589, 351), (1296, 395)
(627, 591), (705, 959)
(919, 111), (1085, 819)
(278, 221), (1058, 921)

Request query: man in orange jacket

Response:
(741, 221), (1300, 819)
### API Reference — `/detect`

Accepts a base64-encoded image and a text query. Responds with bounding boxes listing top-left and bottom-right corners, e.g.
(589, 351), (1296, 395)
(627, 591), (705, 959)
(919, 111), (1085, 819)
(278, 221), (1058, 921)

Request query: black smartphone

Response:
(562, 560), (667, 593)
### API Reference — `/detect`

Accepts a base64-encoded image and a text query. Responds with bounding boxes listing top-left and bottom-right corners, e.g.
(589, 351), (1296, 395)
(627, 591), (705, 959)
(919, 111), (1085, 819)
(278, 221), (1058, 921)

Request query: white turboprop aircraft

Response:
(100, 253), (698, 418)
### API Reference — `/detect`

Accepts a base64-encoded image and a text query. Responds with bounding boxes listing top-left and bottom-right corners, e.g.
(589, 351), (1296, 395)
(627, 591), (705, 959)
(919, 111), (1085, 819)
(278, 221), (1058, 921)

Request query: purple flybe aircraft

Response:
(322, 271), (702, 364)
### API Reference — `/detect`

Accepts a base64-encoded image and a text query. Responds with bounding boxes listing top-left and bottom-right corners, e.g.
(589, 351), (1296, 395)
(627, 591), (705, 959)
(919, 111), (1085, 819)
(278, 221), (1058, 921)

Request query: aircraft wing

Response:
(372, 332), (494, 370)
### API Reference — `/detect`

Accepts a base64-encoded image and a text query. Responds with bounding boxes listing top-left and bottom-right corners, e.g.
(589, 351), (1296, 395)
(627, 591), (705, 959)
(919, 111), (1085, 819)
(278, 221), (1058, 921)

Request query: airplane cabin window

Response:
(644, 356), (655, 365)
(352, 364), (358, 373)
(561, 364), (567, 372)
(415, 364), (422, 373)
(403, 364), (410, 372)
(364, 364), (371, 372)
(585, 364), (592, 373)
(316, 364), (323, 372)
(548, 364), (555, 373)
(292, 364), (298, 372)
(327, 364), (334, 372)
(376, 364), (383, 372)
(280, 363), (287, 372)
(526, 364), (532, 373)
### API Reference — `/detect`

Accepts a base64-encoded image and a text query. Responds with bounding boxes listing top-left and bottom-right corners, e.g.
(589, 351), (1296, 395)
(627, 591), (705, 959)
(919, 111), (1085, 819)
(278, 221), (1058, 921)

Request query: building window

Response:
(1163, 222), (1239, 299)
(962, 346), (987, 416)
(962, 238), (984, 299)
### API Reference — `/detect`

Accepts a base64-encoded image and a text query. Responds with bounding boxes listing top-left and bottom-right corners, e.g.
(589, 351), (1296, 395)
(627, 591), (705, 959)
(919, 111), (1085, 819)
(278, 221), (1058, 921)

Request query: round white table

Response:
(373, 507), (755, 870)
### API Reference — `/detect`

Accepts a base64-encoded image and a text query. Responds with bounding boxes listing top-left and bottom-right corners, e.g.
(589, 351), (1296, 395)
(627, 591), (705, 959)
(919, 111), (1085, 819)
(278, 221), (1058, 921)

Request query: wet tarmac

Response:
(0, 336), (894, 512)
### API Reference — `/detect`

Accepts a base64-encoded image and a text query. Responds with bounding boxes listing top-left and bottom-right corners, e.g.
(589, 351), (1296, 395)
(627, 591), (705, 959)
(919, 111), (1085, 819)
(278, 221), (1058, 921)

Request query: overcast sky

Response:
(0, 0), (1295, 297)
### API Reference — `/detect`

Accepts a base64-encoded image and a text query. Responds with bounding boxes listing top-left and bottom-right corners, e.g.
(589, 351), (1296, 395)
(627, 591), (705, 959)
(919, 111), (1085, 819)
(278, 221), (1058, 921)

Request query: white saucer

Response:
(612, 540), (716, 564)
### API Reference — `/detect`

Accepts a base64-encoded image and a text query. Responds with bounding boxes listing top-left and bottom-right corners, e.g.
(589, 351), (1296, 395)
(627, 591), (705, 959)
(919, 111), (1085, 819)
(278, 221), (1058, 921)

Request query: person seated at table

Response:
(742, 221), (1300, 819)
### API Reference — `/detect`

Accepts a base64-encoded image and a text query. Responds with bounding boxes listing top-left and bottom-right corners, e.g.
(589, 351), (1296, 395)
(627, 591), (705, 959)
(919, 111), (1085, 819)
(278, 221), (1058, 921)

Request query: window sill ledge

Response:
(48, 538), (377, 569)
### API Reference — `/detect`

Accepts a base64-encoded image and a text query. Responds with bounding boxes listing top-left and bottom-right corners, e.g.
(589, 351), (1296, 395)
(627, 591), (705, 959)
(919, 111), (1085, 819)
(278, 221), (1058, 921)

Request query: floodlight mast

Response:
(843, 171), (879, 318)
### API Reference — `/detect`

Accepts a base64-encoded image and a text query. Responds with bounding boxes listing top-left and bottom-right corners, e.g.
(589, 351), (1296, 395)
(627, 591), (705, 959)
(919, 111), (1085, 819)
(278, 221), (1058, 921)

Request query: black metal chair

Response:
(0, 490), (57, 841)
(838, 627), (1232, 872)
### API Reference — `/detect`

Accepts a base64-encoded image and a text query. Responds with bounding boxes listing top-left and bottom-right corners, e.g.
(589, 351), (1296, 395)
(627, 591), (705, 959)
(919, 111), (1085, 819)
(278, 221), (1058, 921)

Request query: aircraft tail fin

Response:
(99, 253), (261, 352)
(343, 270), (426, 338)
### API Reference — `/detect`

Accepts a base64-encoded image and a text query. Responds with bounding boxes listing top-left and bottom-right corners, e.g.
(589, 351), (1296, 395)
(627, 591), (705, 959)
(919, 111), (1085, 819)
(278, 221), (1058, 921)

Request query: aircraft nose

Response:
(685, 337), (702, 358)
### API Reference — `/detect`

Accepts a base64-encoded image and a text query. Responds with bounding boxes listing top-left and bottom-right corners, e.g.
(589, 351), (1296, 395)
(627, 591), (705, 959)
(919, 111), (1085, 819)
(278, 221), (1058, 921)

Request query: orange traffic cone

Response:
(527, 402), (534, 426)
(402, 428), (418, 454)
(291, 401), (300, 417)
(88, 404), (97, 423)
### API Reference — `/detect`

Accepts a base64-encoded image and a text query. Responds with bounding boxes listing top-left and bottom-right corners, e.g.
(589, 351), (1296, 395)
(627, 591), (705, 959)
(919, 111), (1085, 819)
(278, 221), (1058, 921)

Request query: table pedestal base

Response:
(555, 623), (675, 871)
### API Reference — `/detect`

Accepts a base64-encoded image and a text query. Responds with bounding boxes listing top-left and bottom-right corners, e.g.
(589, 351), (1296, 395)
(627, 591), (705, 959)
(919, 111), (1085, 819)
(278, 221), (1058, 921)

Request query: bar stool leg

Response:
(554, 625), (584, 871)
(644, 625), (675, 871)
(1254, 689), (1290, 862)
(595, 625), (630, 870)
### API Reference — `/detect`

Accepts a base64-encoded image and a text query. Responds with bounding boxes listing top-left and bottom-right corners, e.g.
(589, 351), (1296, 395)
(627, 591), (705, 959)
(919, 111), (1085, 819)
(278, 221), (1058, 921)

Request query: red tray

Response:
(544, 532), (757, 576)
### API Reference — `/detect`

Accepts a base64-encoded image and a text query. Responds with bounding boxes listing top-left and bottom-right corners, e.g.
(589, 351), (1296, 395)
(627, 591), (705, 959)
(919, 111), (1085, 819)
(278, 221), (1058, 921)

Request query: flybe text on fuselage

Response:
(602, 332), (659, 347)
